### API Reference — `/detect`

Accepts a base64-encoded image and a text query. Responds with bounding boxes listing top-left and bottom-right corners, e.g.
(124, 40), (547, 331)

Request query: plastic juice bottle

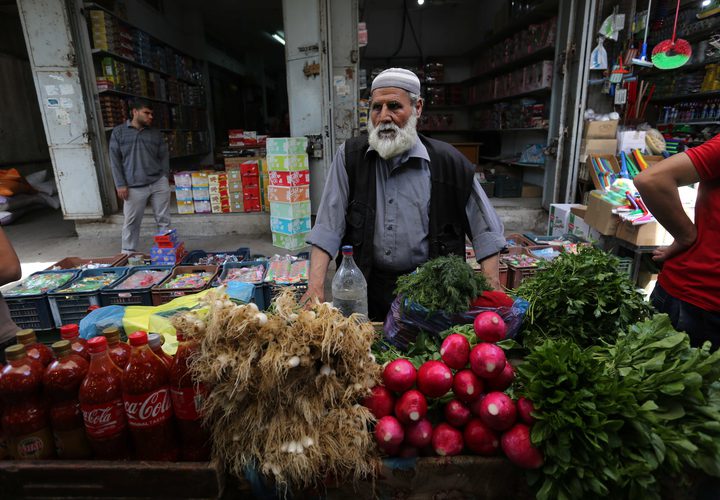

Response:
(60, 324), (89, 361)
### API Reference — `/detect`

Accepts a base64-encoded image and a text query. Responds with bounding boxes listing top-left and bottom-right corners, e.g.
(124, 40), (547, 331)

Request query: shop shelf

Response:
(48, 268), (128, 327)
(465, 45), (556, 83)
(100, 265), (172, 307)
(5, 270), (79, 331)
(151, 265), (219, 306)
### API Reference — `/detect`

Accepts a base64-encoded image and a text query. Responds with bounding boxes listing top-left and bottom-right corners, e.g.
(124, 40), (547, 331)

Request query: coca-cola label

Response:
(170, 386), (205, 421)
(123, 388), (173, 428)
(81, 399), (127, 439)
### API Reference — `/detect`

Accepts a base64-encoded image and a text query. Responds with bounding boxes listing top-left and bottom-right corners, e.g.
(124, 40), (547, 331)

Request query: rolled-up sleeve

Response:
(466, 176), (506, 260)
(306, 143), (350, 258)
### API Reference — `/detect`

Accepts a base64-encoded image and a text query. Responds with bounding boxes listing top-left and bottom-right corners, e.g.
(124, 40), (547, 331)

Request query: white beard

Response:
(367, 112), (418, 160)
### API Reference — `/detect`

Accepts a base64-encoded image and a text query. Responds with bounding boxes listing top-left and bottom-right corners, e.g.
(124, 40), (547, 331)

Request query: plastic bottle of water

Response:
(332, 246), (368, 320)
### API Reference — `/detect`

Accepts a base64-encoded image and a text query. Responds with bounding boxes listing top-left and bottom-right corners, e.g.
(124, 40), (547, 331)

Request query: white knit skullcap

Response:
(371, 68), (421, 95)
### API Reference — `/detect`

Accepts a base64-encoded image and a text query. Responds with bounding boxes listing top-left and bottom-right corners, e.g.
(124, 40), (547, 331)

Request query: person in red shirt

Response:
(634, 135), (720, 347)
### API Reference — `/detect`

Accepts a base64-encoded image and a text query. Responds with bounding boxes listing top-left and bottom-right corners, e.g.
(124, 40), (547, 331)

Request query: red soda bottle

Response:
(0, 345), (55, 459)
(44, 340), (91, 458)
(170, 332), (210, 461)
(60, 324), (89, 361)
(79, 336), (130, 459)
(148, 333), (173, 372)
(102, 327), (131, 369)
(16, 329), (53, 367)
(122, 331), (178, 461)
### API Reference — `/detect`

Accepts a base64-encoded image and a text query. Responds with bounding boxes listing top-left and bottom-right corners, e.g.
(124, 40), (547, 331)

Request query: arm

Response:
(634, 152), (699, 261)
(302, 144), (351, 305)
(0, 227), (21, 285)
(109, 129), (129, 200)
(466, 176), (507, 290)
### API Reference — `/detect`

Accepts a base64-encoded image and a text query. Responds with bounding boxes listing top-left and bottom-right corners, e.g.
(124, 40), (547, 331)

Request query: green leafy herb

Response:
(516, 246), (652, 349)
(517, 315), (720, 500)
(395, 256), (491, 313)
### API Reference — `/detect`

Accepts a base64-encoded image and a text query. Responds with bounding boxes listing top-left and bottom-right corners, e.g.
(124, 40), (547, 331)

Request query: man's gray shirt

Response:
(109, 121), (169, 188)
(307, 138), (506, 272)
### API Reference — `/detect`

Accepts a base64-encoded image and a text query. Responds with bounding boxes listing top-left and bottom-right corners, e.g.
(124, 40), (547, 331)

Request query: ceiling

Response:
(197, 0), (286, 74)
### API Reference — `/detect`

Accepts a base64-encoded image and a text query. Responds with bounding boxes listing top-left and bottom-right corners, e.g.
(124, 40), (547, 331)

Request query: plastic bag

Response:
(590, 37), (608, 70)
(383, 295), (529, 350)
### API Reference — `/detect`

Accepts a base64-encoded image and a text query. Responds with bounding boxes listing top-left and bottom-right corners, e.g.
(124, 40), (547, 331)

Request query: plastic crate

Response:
(45, 254), (128, 271)
(4, 270), (79, 331)
(217, 261), (268, 310)
(498, 262), (508, 289)
(100, 266), (173, 307)
(507, 265), (539, 289)
(492, 175), (523, 198)
(151, 265), (219, 306)
(48, 267), (128, 327)
(262, 253), (309, 306)
(504, 233), (535, 247)
(181, 247), (250, 267)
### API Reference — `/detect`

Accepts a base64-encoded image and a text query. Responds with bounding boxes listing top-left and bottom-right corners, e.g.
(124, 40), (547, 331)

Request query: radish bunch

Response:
(365, 317), (543, 469)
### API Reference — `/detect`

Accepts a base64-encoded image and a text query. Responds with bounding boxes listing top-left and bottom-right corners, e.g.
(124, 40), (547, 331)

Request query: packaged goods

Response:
(55, 272), (121, 293)
(113, 270), (170, 290)
(44, 341), (92, 459)
(264, 255), (309, 284)
(159, 272), (214, 290)
(122, 331), (178, 461)
(79, 336), (131, 459)
(220, 265), (265, 284)
(5, 272), (74, 297)
(0, 345), (55, 459)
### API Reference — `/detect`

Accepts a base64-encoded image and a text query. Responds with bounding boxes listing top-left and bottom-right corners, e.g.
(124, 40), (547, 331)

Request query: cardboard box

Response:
(174, 172), (192, 188)
(584, 119), (618, 139)
(547, 203), (581, 237)
(266, 137), (308, 155)
(176, 200), (194, 214)
(244, 197), (261, 212)
(587, 154), (620, 191)
(615, 221), (673, 247)
(228, 180), (243, 192)
(270, 201), (311, 219)
(240, 161), (260, 176)
(567, 213), (592, 239)
(191, 187), (210, 201)
(268, 170), (310, 187)
(268, 185), (310, 203)
(570, 205), (588, 218)
(585, 193), (621, 235)
(266, 154), (309, 172)
(270, 216), (312, 235)
(225, 156), (263, 170)
(272, 231), (309, 251)
(175, 187), (193, 201)
(243, 186), (261, 198)
(581, 139), (618, 162)
(191, 172), (209, 187)
(230, 201), (244, 213)
(637, 270), (659, 296)
(618, 130), (646, 154)
(193, 200), (212, 214)
(521, 183), (542, 198)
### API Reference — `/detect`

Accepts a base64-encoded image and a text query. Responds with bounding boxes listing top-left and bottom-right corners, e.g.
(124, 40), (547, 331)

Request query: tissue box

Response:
(268, 186), (310, 203)
(270, 201), (311, 219)
(266, 154), (309, 172)
(270, 216), (312, 235)
(266, 137), (308, 155)
(272, 231), (309, 251)
(268, 170), (310, 187)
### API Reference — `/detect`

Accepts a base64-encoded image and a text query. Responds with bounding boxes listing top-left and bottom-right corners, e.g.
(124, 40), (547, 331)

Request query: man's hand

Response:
(300, 283), (324, 309)
(653, 240), (692, 263)
(116, 187), (129, 200)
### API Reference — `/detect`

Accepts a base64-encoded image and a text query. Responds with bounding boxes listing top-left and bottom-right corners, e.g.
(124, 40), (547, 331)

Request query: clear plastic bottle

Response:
(331, 245), (368, 319)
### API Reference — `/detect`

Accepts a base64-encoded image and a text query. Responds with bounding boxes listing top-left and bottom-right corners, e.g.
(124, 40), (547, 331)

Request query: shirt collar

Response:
(366, 135), (430, 164)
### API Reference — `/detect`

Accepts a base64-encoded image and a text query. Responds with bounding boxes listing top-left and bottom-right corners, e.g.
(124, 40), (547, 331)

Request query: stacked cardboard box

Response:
(174, 172), (194, 214)
(150, 230), (186, 265)
(267, 138), (311, 250)
(208, 173), (230, 213)
(240, 160), (262, 213)
(191, 172), (211, 214)
(225, 158), (244, 213)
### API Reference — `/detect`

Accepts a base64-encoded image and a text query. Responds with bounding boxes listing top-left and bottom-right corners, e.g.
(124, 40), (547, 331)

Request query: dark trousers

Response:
(650, 284), (720, 348)
(367, 267), (412, 322)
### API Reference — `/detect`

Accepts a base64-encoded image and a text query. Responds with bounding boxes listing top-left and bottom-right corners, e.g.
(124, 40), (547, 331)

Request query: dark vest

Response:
(338, 134), (474, 278)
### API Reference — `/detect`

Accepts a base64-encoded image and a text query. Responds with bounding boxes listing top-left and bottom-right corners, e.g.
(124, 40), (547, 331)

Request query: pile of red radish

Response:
(364, 311), (543, 470)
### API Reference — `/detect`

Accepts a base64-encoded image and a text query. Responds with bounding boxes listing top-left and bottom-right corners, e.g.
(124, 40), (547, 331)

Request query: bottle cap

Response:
(87, 336), (108, 354)
(5, 344), (26, 361)
(102, 326), (121, 343)
(60, 324), (80, 340)
(52, 340), (72, 357)
(128, 331), (149, 347)
(341, 245), (353, 255)
(16, 329), (37, 346)
(147, 333), (163, 350)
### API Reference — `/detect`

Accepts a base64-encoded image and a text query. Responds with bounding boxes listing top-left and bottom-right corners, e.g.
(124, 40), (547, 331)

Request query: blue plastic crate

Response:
(100, 265), (173, 307)
(218, 260), (268, 310)
(48, 267), (128, 327)
(4, 270), (79, 331)
(181, 247), (251, 268)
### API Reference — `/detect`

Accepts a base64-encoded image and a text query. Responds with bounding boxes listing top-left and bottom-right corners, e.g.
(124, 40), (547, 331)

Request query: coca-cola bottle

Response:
(170, 332), (210, 461)
(79, 336), (130, 459)
(44, 340), (91, 459)
(16, 329), (53, 367)
(148, 333), (173, 372)
(59, 324), (89, 361)
(102, 327), (131, 369)
(122, 331), (178, 461)
(0, 345), (55, 459)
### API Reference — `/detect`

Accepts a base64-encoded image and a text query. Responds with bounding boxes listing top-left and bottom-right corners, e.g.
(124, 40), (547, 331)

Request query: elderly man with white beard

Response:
(304, 68), (506, 321)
